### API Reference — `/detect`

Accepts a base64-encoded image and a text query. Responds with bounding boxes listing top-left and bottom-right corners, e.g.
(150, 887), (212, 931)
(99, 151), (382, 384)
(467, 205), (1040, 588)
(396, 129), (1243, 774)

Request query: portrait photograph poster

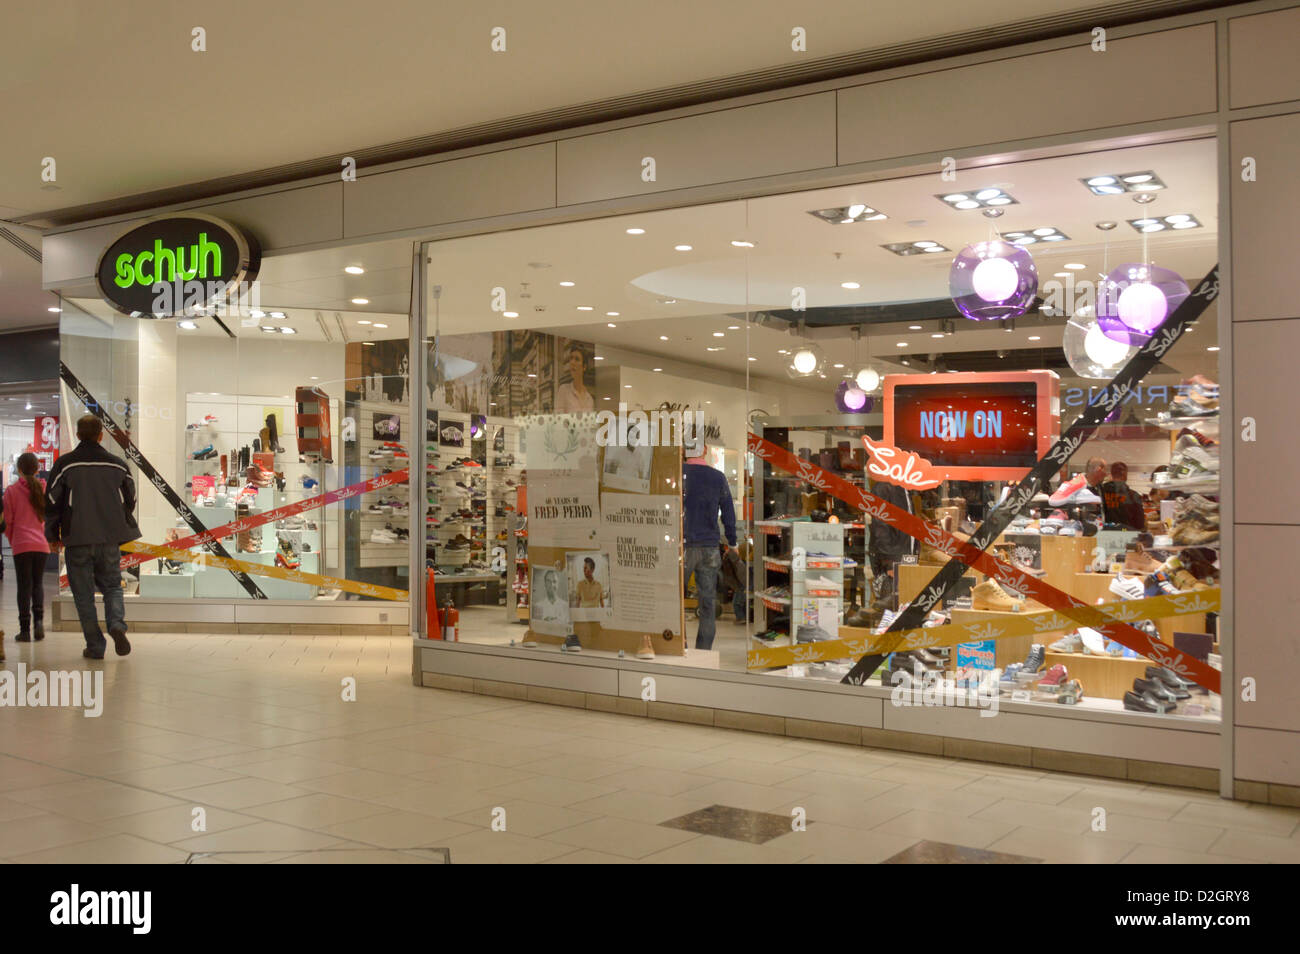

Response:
(566, 550), (612, 622)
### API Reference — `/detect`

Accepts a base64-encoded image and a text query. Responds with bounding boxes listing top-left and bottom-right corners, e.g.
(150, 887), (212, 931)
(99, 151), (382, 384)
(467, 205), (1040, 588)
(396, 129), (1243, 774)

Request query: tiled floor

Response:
(2, 570), (1299, 863)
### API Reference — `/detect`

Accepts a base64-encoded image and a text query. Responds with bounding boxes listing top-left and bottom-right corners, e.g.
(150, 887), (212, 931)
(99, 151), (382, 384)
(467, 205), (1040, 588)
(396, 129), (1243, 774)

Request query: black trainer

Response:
(1022, 644), (1046, 674)
(109, 627), (132, 657)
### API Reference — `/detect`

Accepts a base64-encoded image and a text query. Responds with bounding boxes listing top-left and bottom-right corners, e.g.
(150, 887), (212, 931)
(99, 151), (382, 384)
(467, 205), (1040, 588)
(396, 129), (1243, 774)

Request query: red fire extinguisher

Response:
(441, 602), (459, 642)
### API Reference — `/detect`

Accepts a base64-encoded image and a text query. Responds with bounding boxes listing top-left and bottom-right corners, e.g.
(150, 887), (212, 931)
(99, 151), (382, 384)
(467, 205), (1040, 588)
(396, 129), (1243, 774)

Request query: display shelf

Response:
(1148, 415), (1220, 434)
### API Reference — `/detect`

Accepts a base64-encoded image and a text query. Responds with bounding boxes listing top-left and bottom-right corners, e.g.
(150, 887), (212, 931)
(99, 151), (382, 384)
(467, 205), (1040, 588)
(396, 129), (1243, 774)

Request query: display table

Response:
(1043, 651), (1153, 701)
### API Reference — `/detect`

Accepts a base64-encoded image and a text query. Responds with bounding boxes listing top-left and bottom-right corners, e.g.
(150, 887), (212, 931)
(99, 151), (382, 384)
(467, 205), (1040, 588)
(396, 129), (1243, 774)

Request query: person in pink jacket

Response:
(3, 452), (51, 643)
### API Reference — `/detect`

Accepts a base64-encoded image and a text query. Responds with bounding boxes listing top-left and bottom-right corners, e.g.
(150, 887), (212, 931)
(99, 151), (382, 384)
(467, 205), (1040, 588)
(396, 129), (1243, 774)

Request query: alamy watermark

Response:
(890, 662), (1000, 718)
(0, 665), (104, 717)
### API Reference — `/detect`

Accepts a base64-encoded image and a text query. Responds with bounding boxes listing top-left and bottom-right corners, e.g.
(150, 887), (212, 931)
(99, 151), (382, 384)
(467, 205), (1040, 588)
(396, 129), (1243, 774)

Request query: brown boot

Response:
(1124, 545), (1163, 575)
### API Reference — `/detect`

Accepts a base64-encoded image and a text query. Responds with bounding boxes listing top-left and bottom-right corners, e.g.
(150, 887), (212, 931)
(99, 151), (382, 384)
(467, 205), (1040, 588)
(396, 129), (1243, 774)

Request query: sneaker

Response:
(972, 579), (1024, 613)
(1048, 632), (1083, 653)
(1039, 663), (1068, 688)
(563, 633), (582, 652)
(1022, 644), (1045, 674)
(636, 634), (655, 660)
(1078, 627), (1108, 655)
(1049, 475), (1101, 506)
(1000, 662), (1023, 686)
(1147, 570), (1180, 595)
(1109, 573), (1145, 601)
(1124, 545), (1163, 575)
(370, 529), (400, 544)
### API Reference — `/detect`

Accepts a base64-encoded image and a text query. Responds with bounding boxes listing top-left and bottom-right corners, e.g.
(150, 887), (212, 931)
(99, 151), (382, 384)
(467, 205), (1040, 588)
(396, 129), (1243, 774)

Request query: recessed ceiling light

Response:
(362, 341), (375, 346)
(527, 373), (537, 378)
(712, 332), (724, 337)
(603, 396), (611, 401)
(1207, 346), (1220, 352)
(896, 342), (908, 347)
(47, 306), (61, 313)
(1065, 263), (1086, 270)
(281, 327), (297, 335)
(659, 298), (677, 304)
(833, 363), (845, 368)
(659, 335), (668, 341)
(807, 205), (888, 225)
(1028, 335), (1041, 341)
(358, 319), (372, 325)
(706, 347), (723, 352)
(260, 326), (277, 333)
(674, 244), (692, 251)
(626, 228), (645, 235)
(653, 367), (662, 372)
(269, 312), (286, 319)
(841, 281), (861, 289)
(1081, 171), (1165, 195)
(594, 356), (604, 360)
(731, 240), (754, 248)
(577, 306), (593, 311)
(930, 332), (944, 338)
(373, 323), (388, 329)
(908, 324), (922, 330)
(882, 242), (948, 256)
(727, 325), (740, 330)
(560, 281), (575, 287)
(1054, 272), (1071, 277)
(748, 357), (757, 361)
(1087, 176), (1117, 186)
(250, 310), (266, 318)
(607, 322), (617, 328)
(344, 265), (365, 275)
(350, 298), (369, 305)
(623, 384), (632, 389)
(503, 311), (518, 318)
(178, 320), (197, 330)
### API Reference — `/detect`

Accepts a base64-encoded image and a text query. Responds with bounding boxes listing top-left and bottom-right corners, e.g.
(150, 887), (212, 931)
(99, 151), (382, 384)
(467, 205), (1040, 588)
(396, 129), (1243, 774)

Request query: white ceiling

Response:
(0, 226), (58, 330)
(1, 0), (1119, 223)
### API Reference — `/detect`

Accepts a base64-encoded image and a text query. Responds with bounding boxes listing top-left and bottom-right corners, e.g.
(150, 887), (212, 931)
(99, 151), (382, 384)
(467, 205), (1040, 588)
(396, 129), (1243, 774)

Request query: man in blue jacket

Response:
(683, 441), (737, 650)
(45, 414), (141, 658)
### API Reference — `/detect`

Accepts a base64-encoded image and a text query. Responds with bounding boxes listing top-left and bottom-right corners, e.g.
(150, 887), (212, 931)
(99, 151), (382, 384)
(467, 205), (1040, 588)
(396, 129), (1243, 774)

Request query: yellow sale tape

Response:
(748, 588), (1220, 669)
(124, 541), (410, 602)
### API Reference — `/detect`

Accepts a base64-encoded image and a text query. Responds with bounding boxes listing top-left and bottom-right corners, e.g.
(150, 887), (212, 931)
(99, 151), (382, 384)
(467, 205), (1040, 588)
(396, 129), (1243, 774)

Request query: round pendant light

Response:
(949, 240), (1038, 321)
(792, 348), (818, 374)
(835, 380), (873, 413)
(786, 338), (825, 378)
(855, 366), (880, 392)
(1096, 263), (1189, 344)
(1063, 305), (1136, 378)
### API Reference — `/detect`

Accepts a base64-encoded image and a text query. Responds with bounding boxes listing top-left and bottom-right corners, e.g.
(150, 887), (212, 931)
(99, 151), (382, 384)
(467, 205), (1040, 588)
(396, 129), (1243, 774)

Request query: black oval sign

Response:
(95, 214), (260, 318)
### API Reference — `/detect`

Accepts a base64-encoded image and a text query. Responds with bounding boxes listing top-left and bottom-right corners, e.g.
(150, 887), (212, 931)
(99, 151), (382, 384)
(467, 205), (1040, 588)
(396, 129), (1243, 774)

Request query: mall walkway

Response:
(1, 578), (1298, 863)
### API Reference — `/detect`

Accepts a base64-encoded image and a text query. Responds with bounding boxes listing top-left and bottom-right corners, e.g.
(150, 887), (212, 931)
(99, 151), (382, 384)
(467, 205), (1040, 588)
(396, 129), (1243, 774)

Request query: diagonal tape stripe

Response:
(58, 467), (411, 588)
(842, 264), (1221, 688)
(123, 542), (409, 601)
(749, 434), (1221, 693)
(748, 589), (1219, 669)
(59, 362), (269, 600)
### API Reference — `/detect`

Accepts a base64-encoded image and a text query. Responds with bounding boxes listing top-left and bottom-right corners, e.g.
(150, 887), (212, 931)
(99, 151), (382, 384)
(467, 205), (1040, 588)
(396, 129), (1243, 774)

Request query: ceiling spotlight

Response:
(653, 368), (663, 372)
(1081, 171), (1165, 195)
(841, 281), (861, 289)
(981, 208), (1004, 218)
(358, 319), (372, 325)
(1028, 335), (1041, 341)
(48, 306), (61, 313)
(625, 228), (645, 235)
(1132, 194), (1158, 205)
(882, 241), (949, 256)
(250, 310), (266, 318)
(1095, 221), (1118, 231)
(908, 324), (923, 330)
(177, 320), (198, 330)
(560, 281), (575, 287)
(269, 312), (286, 319)
(344, 265), (365, 275)
(1207, 346), (1220, 352)
(607, 322), (617, 328)
(577, 306), (593, 311)
(806, 205), (887, 225)
(503, 311), (518, 318)
(731, 240), (754, 247)
(373, 323), (388, 329)
(1065, 263), (1086, 270)
(937, 188), (1018, 210)
(674, 244), (692, 251)
(350, 298), (369, 305)
(260, 326), (277, 333)
(712, 331), (725, 337)
(281, 327), (297, 335)
(606, 311), (619, 316)
(659, 335), (668, 340)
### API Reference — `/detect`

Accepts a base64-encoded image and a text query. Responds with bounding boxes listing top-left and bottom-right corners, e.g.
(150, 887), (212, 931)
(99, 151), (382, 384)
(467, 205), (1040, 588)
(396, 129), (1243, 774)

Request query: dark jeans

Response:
(65, 543), (126, 653)
(732, 582), (747, 621)
(13, 551), (47, 632)
(684, 545), (721, 650)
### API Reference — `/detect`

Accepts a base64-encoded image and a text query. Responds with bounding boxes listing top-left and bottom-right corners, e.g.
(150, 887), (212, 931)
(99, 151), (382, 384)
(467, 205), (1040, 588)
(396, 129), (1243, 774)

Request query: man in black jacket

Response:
(45, 414), (140, 658)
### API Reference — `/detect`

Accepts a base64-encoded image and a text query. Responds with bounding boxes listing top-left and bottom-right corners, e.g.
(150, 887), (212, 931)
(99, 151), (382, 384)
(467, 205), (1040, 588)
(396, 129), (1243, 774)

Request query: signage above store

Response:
(95, 213), (260, 318)
(882, 371), (1059, 482)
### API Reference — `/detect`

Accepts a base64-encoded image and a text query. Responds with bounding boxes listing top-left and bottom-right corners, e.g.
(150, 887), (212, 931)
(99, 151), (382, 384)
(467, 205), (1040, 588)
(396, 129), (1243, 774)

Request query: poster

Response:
(555, 338), (597, 414)
(438, 416), (465, 448)
(529, 565), (569, 636)
(601, 433), (653, 494)
(373, 412), (401, 441)
(601, 493), (681, 634)
(523, 415), (596, 471)
(566, 550), (612, 622)
(528, 471), (600, 548)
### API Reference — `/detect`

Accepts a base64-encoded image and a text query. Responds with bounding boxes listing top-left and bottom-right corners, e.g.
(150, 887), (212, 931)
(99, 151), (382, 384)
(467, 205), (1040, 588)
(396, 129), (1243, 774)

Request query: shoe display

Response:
(1134, 676), (1180, 706)
(563, 633), (582, 652)
(972, 578), (1025, 612)
(1039, 663), (1068, 687)
(1109, 573), (1146, 601)
(1077, 627), (1108, 655)
(1049, 474), (1101, 506)
(1144, 666), (1192, 700)
(1124, 544), (1163, 575)
(636, 634), (655, 660)
(370, 528), (400, 544)
(1048, 632), (1083, 653)
(190, 445), (217, 460)
(1021, 644), (1045, 674)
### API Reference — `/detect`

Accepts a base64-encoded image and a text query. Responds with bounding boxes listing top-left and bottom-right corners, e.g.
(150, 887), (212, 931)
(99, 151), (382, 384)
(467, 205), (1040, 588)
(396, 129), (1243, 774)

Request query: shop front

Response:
(39, 0), (1300, 804)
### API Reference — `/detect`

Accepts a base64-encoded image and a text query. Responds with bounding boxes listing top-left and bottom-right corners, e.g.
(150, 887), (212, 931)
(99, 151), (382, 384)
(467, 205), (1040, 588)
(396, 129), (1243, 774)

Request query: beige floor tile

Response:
(596, 765), (716, 797)
(867, 763), (981, 790)
(687, 758), (809, 786)
(441, 828), (577, 864)
(318, 810), (478, 849)
(872, 809), (1018, 850)
(174, 777), (309, 810)
(775, 771), (901, 801)
(642, 833), (812, 864)
(865, 783), (1002, 818)
(208, 755), (354, 785)
(242, 793), (394, 828)
(1093, 813), (1224, 852)
(0, 795), (49, 822)
(295, 769), (428, 800)
(481, 774), (622, 808)
(764, 821), (921, 863)
(110, 804), (261, 844)
(677, 779), (811, 814)
(568, 789), (716, 825)
(770, 793), (909, 831)
(514, 753), (632, 782)
(38, 787), (185, 822)
(12, 833), (190, 865)
(108, 762), (246, 792)
(1121, 843), (1257, 864)
(541, 848), (636, 864)
(614, 747), (732, 772)
(407, 760), (537, 791)
(545, 816), (701, 859)
(987, 827), (1135, 864)
(1057, 786), (1191, 821)
(173, 820), (347, 854)
(363, 783), (503, 819)
(956, 775), (1085, 806)
(1169, 799), (1300, 837)
(0, 813), (111, 857)
(1208, 828), (1300, 863)
(973, 798), (1091, 834)
(446, 799), (598, 837)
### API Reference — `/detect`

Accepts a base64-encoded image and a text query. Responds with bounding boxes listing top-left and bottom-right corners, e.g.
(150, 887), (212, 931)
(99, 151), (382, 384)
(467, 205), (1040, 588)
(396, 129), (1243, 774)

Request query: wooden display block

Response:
(1070, 573), (1209, 644)
(898, 563), (978, 605)
(1044, 651), (1153, 701)
(948, 607), (1054, 670)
